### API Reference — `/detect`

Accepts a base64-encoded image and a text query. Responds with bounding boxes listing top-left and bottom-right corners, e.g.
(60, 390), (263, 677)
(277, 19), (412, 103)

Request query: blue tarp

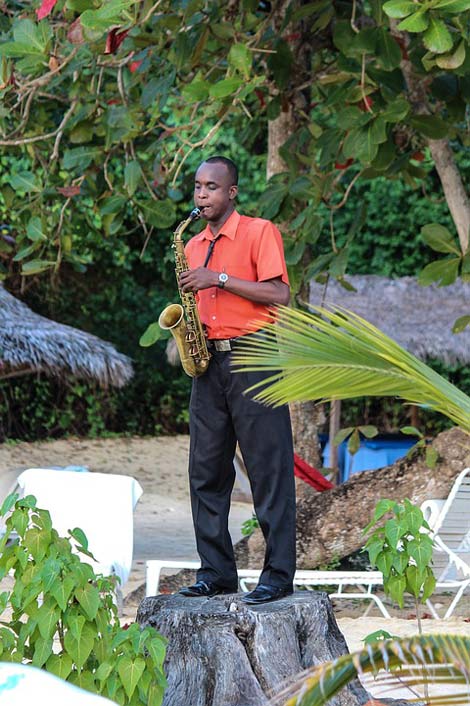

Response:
(322, 435), (418, 483)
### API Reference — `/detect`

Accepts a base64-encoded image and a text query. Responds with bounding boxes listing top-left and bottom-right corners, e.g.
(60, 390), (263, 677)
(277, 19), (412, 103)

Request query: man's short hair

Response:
(204, 156), (239, 185)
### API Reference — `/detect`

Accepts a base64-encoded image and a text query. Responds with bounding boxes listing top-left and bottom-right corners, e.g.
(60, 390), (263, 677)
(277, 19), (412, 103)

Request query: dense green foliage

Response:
(0, 493), (167, 705)
(2, 0), (470, 439)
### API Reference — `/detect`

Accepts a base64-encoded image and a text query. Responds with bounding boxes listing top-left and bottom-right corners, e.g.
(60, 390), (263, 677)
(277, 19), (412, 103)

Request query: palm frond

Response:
(270, 634), (470, 706)
(231, 306), (470, 432)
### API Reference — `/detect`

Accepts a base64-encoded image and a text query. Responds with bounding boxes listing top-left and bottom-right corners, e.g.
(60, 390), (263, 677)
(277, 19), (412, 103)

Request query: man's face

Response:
(194, 162), (238, 222)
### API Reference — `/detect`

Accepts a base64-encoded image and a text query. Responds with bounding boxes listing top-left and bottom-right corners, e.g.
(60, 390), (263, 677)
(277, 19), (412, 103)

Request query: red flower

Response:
(36, 0), (58, 21)
(129, 59), (143, 73)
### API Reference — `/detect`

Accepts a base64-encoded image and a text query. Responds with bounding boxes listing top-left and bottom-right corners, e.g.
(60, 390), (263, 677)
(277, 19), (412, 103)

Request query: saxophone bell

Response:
(157, 207), (211, 378)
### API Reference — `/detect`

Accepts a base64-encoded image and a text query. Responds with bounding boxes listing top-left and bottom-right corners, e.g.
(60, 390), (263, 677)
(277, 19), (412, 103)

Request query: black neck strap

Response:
(203, 236), (220, 268)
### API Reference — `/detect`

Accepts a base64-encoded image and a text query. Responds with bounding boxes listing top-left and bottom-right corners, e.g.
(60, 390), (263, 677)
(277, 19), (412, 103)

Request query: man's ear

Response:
(229, 185), (238, 200)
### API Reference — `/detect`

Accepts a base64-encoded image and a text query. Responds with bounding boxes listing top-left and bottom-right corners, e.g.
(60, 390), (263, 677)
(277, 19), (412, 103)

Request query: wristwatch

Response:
(218, 272), (229, 289)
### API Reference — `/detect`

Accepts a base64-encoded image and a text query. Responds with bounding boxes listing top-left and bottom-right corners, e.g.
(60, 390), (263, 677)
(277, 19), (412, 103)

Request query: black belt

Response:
(207, 338), (239, 352)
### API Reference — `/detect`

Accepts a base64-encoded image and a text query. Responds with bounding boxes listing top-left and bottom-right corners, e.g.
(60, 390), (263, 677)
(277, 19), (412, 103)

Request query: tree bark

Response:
(394, 26), (470, 252)
(137, 591), (412, 706)
(234, 427), (470, 570)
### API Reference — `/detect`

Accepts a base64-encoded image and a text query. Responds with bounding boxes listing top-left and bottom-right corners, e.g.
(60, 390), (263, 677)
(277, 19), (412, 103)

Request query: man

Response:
(178, 156), (296, 604)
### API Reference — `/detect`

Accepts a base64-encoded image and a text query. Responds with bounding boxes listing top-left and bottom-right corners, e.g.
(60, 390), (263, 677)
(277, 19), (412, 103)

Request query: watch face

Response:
(219, 273), (228, 283)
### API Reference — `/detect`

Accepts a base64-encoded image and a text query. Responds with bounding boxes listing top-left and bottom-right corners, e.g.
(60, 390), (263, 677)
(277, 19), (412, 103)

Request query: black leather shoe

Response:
(178, 580), (236, 598)
(241, 583), (293, 604)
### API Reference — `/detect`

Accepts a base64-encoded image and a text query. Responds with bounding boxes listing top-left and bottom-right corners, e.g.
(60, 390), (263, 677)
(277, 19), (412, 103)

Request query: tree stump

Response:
(137, 591), (413, 706)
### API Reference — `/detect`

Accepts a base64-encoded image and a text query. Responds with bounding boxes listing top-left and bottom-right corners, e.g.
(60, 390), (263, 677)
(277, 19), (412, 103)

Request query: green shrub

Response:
(0, 493), (167, 706)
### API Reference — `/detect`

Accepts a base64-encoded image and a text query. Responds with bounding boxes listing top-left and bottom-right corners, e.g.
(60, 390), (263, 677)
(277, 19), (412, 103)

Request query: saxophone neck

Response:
(174, 207), (201, 242)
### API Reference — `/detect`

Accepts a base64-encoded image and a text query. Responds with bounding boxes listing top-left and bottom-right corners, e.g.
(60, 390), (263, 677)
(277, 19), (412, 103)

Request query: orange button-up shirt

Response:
(185, 210), (289, 339)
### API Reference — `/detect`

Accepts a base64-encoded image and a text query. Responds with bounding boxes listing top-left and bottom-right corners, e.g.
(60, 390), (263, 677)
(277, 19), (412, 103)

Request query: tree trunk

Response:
(234, 427), (470, 570)
(267, 9), (324, 474)
(137, 591), (411, 706)
(394, 26), (470, 252)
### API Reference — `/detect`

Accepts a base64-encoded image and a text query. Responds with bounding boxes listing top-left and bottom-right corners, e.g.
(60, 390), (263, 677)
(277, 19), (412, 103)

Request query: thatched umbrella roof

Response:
(0, 286), (133, 387)
(310, 275), (470, 366)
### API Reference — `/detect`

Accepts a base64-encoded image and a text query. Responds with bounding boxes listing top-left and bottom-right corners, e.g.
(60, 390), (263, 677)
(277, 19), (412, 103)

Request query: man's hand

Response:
(179, 267), (218, 293)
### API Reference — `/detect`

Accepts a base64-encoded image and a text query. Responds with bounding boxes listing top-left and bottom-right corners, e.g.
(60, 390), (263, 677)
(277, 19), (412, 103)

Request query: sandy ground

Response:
(1, 435), (470, 701)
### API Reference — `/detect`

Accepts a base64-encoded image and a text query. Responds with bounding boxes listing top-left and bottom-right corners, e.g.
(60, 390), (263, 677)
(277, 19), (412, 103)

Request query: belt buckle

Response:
(214, 339), (231, 352)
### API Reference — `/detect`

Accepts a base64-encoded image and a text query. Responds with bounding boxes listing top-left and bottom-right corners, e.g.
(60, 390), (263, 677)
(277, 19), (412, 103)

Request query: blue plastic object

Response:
(322, 435), (418, 483)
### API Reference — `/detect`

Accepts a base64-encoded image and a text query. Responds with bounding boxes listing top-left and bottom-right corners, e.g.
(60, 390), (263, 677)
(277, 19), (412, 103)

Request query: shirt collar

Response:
(195, 210), (240, 241)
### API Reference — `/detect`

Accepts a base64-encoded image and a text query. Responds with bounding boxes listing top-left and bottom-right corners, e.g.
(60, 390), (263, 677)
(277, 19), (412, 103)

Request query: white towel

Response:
(0, 663), (115, 705)
(17, 468), (142, 586)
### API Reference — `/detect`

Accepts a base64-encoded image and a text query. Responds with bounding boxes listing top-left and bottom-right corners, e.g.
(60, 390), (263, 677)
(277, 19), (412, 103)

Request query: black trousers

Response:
(189, 347), (296, 590)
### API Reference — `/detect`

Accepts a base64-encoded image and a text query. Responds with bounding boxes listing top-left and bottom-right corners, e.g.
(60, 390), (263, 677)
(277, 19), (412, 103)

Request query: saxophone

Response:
(158, 207), (211, 377)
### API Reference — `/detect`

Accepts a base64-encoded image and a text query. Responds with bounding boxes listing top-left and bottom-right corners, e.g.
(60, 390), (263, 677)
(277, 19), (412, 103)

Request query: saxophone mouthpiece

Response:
(190, 207), (201, 220)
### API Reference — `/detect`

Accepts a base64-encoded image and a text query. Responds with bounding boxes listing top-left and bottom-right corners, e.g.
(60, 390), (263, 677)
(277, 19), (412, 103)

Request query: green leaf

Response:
(347, 429), (361, 455)
(148, 637), (166, 668)
(425, 446), (439, 468)
(75, 583), (100, 621)
(418, 258), (460, 286)
(376, 549), (394, 576)
(421, 570), (436, 601)
(181, 79), (209, 102)
(124, 160), (142, 196)
(408, 537), (433, 567)
(392, 551), (409, 574)
(386, 573), (406, 607)
(410, 114), (448, 139)
(46, 653), (73, 680)
(62, 147), (102, 172)
(117, 656), (146, 700)
(332, 426), (353, 446)
(452, 315), (470, 333)
(24, 527), (49, 562)
(365, 537), (385, 565)
(80, 0), (136, 32)
(358, 425), (378, 438)
(405, 564), (426, 597)
(258, 180), (289, 220)
(37, 603), (60, 640)
(436, 41), (466, 69)
(32, 636), (53, 667)
(21, 260), (55, 275)
(10, 172), (41, 193)
(139, 322), (164, 347)
(26, 217), (46, 242)
(376, 29), (402, 70)
(397, 9), (429, 32)
(50, 576), (75, 611)
(0, 493), (19, 517)
(433, 0), (470, 10)
(400, 425), (422, 437)
(383, 0), (417, 18)
(423, 17), (454, 54)
(64, 623), (95, 669)
(384, 519), (403, 549)
(69, 527), (89, 551)
(140, 199), (176, 229)
(208, 77), (242, 99)
(228, 43), (252, 78)
(95, 661), (114, 682)
(381, 97), (410, 122)
(421, 223), (460, 254)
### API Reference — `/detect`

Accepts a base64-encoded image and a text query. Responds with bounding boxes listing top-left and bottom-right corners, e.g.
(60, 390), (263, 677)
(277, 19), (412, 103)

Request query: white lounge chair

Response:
(16, 468), (143, 588)
(146, 469), (470, 619)
(421, 466), (470, 618)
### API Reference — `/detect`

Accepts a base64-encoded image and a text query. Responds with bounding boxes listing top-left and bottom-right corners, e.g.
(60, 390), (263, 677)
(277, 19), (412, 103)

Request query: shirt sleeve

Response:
(255, 221), (289, 285)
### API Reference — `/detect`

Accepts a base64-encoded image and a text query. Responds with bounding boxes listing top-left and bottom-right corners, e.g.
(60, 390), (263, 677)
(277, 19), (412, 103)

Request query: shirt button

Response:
(211, 294), (216, 299)
(212, 316), (216, 320)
